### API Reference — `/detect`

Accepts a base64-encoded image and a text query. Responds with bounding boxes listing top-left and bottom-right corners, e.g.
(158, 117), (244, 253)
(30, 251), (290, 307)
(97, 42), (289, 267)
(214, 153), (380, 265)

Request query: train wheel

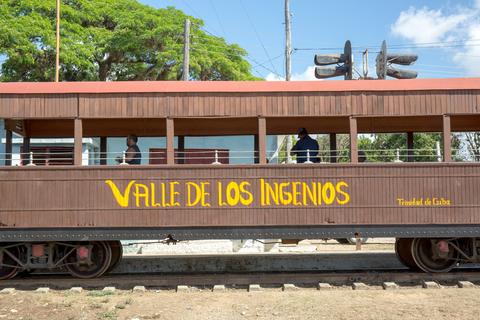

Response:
(106, 241), (123, 273)
(394, 238), (419, 270)
(411, 238), (459, 273)
(0, 244), (21, 280)
(65, 241), (112, 279)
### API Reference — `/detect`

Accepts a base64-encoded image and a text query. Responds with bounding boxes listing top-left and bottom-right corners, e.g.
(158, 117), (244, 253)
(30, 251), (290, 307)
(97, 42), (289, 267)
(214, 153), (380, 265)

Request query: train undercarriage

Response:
(0, 241), (122, 280)
(1, 238), (480, 279)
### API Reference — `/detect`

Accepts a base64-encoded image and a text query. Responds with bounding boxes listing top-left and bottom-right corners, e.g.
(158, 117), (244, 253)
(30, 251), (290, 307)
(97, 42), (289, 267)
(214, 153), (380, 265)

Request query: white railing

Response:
(0, 147), (478, 166)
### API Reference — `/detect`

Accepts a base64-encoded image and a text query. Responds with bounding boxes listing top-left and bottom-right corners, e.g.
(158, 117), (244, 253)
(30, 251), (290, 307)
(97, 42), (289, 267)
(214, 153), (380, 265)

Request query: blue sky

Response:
(141, 0), (480, 79)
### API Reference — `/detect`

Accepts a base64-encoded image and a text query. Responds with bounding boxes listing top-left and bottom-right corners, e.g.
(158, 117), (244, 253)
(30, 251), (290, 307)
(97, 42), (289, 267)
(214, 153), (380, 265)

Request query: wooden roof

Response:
(1, 78), (480, 137)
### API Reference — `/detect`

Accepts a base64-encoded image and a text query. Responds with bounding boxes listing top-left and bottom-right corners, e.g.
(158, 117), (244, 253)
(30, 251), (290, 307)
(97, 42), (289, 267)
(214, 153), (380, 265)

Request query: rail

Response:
(0, 148), (478, 166)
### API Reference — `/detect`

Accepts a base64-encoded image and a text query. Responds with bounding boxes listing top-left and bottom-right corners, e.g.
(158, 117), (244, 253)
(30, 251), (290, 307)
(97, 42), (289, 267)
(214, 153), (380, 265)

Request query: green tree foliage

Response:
(357, 133), (460, 162)
(279, 133), (460, 163)
(0, 0), (259, 81)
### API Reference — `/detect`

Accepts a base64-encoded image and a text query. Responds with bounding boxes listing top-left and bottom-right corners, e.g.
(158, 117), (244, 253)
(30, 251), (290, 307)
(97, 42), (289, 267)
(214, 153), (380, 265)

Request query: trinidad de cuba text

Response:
(105, 179), (351, 208)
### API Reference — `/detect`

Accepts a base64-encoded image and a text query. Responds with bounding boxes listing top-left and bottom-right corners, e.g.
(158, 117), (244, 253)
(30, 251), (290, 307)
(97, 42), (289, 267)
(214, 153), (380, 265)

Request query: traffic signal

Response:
(376, 40), (418, 80)
(314, 40), (353, 80)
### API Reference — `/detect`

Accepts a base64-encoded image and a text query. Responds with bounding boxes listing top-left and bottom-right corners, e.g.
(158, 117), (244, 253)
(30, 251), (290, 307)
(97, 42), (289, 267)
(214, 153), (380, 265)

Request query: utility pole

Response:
(182, 19), (191, 81)
(55, 0), (60, 82)
(285, 0), (292, 81)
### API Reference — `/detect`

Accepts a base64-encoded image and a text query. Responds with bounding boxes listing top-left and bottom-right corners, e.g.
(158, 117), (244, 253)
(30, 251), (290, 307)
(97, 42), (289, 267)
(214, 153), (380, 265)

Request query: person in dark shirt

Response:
(290, 128), (320, 163)
(116, 134), (142, 165)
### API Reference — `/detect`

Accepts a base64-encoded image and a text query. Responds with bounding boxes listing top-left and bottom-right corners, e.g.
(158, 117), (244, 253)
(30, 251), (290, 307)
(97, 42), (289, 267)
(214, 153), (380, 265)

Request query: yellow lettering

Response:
(265, 182), (279, 205)
(239, 182), (253, 206)
(336, 182), (350, 205)
(186, 182), (201, 207)
(226, 182), (240, 206)
(322, 182), (336, 205)
(302, 182), (317, 206)
(292, 182), (302, 206)
(170, 182), (180, 206)
(201, 182), (211, 207)
(105, 180), (136, 208)
(134, 183), (150, 207)
(279, 182), (293, 205)
(150, 183), (161, 207)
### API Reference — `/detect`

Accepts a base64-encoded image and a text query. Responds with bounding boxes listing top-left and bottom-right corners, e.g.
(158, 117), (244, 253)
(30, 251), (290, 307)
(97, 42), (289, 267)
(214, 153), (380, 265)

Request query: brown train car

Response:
(1, 78), (480, 278)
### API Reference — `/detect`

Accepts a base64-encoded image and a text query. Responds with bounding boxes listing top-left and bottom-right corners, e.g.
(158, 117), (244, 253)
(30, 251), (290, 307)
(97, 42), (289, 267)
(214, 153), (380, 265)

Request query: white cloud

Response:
(266, 66), (321, 81)
(391, 7), (469, 43)
(391, 3), (480, 75)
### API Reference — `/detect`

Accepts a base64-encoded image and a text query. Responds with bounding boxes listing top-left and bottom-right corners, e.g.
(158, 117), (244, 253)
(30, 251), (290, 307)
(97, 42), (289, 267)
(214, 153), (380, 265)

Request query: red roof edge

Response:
(0, 78), (479, 94)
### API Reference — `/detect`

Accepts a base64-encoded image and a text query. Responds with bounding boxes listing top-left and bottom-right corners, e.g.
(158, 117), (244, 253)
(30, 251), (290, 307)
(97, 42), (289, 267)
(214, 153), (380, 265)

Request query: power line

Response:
(238, 0), (280, 77)
(294, 38), (480, 52)
(209, 0), (227, 37)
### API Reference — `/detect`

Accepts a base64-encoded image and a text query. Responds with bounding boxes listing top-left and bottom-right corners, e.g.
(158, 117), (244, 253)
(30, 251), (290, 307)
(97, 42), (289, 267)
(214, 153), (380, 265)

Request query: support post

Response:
(329, 133), (337, 163)
(166, 118), (175, 165)
(55, 0), (60, 82)
(182, 19), (191, 81)
(407, 132), (414, 162)
(443, 115), (452, 162)
(74, 119), (83, 166)
(100, 137), (107, 165)
(257, 117), (267, 164)
(349, 117), (358, 163)
(285, 0), (292, 81)
(5, 129), (12, 166)
(178, 136), (185, 164)
(22, 137), (30, 165)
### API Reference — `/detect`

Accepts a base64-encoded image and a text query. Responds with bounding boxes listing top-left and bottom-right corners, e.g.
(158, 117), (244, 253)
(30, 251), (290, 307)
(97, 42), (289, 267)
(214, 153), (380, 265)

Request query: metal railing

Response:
(0, 147), (479, 166)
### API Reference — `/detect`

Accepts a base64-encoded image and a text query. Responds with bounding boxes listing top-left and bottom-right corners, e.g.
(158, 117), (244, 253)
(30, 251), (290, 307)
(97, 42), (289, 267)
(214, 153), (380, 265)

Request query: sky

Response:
(140, 0), (480, 80)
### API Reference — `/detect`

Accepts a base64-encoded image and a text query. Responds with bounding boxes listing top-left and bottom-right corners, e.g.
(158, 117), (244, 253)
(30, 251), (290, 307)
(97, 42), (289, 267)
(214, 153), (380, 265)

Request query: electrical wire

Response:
(209, 0), (227, 37)
(238, 0), (281, 77)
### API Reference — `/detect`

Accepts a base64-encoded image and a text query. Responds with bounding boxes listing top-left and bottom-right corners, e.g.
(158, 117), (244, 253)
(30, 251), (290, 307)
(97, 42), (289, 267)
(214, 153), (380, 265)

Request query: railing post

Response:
(349, 116), (358, 164)
(442, 115), (452, 162)
(257, 117), (267, 164)
(166, 118), (175, 165)
(329, 133), (337, 163)
(74, 119), (83, 166)
(407, 132), (414, 162)
(100, 137), (107, 165)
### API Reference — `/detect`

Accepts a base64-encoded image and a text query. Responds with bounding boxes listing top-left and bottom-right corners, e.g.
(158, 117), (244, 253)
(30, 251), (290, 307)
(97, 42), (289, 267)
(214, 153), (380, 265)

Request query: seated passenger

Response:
(290, 128), (320, 163)
(116, 134), (142, 165)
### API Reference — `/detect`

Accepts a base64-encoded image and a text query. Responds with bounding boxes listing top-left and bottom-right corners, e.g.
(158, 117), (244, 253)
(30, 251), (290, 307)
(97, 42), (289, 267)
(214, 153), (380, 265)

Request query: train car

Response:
(1, 78), (480, 279)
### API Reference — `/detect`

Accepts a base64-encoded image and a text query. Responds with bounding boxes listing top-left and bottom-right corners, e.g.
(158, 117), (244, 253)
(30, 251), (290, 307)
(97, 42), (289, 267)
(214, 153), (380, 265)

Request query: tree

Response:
(0, 0), (259, 81)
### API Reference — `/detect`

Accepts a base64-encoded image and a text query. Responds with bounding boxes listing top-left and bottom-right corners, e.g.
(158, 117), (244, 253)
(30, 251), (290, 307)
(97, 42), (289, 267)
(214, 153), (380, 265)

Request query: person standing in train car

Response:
(116, 134), (142, 165)
(290, 128), (320, 163)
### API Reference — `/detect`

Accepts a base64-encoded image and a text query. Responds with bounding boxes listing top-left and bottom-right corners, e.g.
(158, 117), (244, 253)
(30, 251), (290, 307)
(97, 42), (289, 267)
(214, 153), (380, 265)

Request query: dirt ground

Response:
(0, 288), (478, 320)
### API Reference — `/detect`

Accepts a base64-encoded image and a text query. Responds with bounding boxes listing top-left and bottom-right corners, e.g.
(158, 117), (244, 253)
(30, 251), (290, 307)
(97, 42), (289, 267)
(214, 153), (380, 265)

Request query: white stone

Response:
(0, 288), (15, 295)
(248, 284), (261, 292)
(133, 286), (146, 292)
(212, 285), (226, 292)
(382, 282), (399, 290)
(317, 283), (333, 290)
(102, 287), (116, 293)
(282, 284), (299, 291)
(422, 281), (441, 289)
(352, 282), (369, 290)
(458, 281), (475, 288)
(69, 287), (83, 293)
(176, 285), (189, 292)
(35, 287), (49, 294)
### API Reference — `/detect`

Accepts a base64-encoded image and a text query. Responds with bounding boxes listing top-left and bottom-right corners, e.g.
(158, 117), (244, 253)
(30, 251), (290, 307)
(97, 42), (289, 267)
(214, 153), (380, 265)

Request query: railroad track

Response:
(1, 270), (480, 291)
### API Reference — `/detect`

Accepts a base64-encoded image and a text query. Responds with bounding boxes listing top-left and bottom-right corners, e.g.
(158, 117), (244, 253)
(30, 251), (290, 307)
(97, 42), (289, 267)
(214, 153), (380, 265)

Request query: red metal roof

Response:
(0, 78), (480, 94)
